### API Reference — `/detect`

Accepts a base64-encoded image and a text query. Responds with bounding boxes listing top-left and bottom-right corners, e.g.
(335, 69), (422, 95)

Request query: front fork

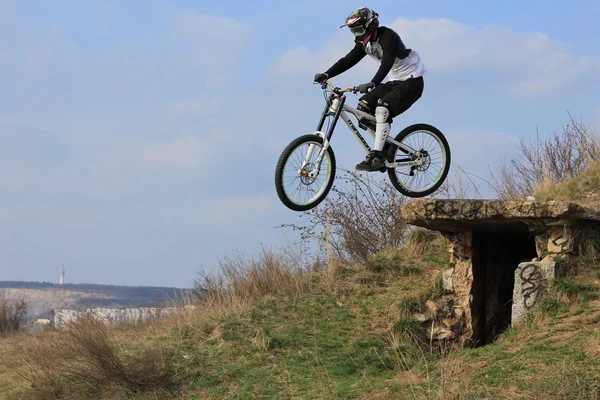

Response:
(299, 95), (344, 178)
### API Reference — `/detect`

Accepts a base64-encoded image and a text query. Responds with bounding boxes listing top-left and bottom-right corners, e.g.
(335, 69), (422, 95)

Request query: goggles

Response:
(349, 24), (368, 37)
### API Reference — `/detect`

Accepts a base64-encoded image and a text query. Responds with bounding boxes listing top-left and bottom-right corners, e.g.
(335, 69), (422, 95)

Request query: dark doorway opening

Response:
(471, 230), (538, 346)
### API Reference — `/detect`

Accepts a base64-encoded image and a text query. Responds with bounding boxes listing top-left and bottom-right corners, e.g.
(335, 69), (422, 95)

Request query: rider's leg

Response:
(356, 77), (424, 171)
(379, 76), (424, 120)
(357, 82), (393, 115)
(355, 83), (393, 171)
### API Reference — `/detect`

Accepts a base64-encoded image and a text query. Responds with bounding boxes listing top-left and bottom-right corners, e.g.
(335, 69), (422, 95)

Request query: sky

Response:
(1, 0), (599, 288)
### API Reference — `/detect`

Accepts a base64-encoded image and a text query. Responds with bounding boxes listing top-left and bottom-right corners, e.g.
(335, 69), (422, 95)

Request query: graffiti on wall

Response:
(422, 200), (548, 220)
(519, 263), (544, 310)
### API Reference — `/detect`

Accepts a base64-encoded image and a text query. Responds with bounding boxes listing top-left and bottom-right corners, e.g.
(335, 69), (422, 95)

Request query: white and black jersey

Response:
(326, 26), (426, 84)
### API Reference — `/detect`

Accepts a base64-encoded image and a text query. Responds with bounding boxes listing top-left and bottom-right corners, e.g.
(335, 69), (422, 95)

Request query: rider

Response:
(314, 7), (427, 172)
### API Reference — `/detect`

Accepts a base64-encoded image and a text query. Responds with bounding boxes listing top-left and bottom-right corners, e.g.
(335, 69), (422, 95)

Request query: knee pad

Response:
(375, 106), (390, 124)
(357, 100), (373, 115)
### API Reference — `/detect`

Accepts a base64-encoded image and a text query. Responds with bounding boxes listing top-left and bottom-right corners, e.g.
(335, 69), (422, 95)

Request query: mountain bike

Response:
(274, 80), (451, 212)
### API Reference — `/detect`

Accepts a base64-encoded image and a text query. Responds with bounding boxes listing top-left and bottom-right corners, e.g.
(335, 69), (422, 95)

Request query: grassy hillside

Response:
(3, 121), (600, 399)
(2, 228), (600, 399)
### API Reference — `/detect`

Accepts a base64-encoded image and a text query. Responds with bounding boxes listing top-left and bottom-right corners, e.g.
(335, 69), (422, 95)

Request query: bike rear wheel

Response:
(275, 134), (336, 211)
(386, 123), (450, 197)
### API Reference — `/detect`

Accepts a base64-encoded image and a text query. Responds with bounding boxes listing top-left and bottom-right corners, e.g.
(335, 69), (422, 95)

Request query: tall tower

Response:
(60, 262), (65, 285)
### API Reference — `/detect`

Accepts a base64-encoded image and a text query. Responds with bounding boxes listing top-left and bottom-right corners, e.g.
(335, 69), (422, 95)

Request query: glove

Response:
(314, 72), (329, 83)
(356, 82), (375, 93)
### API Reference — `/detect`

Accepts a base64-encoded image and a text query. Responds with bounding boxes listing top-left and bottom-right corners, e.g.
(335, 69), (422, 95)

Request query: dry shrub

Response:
(490, 115), (600, 200)
(0, 293), (27, 337)
(281, 168), (408, 264)
(21, 313), (174, 399)
(194, 247), (315, 310)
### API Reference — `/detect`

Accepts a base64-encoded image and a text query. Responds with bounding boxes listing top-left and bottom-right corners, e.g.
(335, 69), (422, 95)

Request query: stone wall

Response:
(53, 306), (181, 328)
(442, 231), (474, 344)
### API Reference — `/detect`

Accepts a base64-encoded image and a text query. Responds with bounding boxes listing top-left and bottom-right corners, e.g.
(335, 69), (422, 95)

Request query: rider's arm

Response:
(325, 44), (366, 78)
(370, 28), (407, 85)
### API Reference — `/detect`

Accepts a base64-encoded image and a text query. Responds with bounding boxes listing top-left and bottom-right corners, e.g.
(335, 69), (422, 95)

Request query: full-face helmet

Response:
(341, 7), (379, 45)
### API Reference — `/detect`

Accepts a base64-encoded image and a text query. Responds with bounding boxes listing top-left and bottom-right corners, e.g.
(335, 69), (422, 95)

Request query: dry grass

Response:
(0, 334), (36, 398)
(194, 247), (318, 312)
(8, 232), (600, 399)
(533, 160), (600, 206)
(401, 228), (448, 260)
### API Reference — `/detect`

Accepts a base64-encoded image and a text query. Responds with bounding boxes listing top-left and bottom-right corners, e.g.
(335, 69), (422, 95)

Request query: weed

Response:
(539, 295), (568, 317)
(554, 277), (597, 299)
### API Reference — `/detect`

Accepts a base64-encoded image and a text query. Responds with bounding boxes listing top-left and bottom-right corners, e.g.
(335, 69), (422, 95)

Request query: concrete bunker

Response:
(401, 199), (600, 347)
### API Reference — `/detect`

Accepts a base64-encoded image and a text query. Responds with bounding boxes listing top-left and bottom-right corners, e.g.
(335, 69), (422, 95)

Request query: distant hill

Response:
(0, 281), (194, 321)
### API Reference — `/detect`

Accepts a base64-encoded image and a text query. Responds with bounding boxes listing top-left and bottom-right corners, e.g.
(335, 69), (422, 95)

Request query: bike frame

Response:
(301, 89), (425, 177)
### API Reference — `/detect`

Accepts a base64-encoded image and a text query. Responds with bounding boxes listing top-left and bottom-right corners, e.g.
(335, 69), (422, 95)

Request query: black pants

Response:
(359, 76), (424, 121)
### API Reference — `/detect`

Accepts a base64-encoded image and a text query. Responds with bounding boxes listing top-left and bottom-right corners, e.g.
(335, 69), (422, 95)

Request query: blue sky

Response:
(1, 0), (599, 288)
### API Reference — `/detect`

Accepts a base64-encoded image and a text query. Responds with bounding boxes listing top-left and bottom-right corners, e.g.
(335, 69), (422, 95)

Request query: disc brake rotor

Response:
(416, 150), (431, 171)
(299, 163), (317, 185)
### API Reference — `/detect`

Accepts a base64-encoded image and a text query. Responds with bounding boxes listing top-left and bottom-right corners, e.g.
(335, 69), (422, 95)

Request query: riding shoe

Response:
(356, 151), (386, 172)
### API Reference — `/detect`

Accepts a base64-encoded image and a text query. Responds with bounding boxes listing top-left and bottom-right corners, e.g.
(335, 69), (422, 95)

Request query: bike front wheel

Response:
(275, 134), (336, 211)
(386, 123), (451, 197)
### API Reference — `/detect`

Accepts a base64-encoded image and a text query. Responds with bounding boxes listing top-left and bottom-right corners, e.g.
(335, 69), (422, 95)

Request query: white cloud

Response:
(145, 194), (276, 235)
(274, 31), (375, 83)
(202, 195), (275, 234)
(21, 46), (51, 71)
(171, 12), (253, 46)
(0, 162), (32, 192)
(448, 128), (520, 178)
(274, 17), (600, 97)
(0, 125), (231, 201)
(170, 13), (255, 88)
(141, 134), (227, 169)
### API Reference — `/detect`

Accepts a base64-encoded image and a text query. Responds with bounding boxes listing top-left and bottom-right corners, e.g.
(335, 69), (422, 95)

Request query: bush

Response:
(0, 293), (27, 337)
(22, 313), (174, 398)
(281, 168), (408, 263)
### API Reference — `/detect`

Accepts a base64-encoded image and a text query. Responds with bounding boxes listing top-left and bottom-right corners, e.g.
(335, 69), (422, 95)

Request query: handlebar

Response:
(319, 80), (359, 95)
